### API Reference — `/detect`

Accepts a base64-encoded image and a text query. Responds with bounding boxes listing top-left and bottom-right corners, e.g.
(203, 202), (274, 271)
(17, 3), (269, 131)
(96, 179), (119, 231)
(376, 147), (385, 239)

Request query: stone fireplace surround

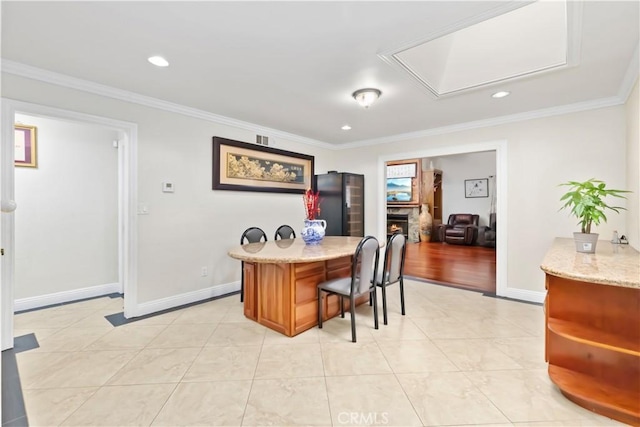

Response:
(387, 207), (420, 242)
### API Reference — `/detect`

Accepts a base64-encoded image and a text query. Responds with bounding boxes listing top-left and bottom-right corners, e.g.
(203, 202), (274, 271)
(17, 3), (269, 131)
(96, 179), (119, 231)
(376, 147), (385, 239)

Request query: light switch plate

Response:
(137, 204), (149, 215)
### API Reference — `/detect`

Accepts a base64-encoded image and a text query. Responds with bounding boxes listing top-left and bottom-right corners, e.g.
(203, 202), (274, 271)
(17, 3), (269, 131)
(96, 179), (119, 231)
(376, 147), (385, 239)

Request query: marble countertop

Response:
(228, 236), (370, 263)
(540, 237), (640, 289)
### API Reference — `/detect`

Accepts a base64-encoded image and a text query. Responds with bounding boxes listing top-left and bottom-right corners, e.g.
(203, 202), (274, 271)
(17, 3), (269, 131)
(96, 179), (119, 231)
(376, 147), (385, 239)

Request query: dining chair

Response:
(274, 224), (296, 240)
(240, 227), (267, 302)
(317, 235), (380, 342)
(375, 231), (407, 325)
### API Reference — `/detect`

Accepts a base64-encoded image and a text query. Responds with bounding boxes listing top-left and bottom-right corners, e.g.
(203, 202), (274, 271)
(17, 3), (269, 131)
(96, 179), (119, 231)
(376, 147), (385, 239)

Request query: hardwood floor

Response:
(404, 241), (496, 293)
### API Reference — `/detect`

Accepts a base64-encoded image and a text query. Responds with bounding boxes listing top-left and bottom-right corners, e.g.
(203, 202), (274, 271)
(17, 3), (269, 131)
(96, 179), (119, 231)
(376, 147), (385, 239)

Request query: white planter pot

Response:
(573, 232), (599, 253)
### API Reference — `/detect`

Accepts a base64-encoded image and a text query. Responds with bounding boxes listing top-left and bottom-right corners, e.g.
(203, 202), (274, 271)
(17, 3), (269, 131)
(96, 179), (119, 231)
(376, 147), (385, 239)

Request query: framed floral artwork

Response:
(212, 136), (314, 194)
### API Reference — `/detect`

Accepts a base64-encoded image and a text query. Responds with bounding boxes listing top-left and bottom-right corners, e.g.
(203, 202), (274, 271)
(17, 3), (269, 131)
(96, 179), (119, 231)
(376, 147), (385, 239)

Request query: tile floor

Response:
(11, 279), (625, 426)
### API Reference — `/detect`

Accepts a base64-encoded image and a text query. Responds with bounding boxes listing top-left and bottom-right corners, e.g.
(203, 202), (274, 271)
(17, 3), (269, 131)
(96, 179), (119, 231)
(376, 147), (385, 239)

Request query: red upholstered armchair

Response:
(438, 214), (479, 245)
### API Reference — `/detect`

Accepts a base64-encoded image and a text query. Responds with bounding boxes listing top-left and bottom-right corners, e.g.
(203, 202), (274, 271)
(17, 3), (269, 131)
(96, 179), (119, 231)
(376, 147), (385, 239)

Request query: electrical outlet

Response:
(201, 267), (208, 277)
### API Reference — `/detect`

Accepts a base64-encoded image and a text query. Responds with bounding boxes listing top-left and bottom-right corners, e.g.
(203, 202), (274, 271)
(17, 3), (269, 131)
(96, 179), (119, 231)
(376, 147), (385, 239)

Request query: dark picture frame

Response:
(464, 178), (489, 198)
(15, 124), (38, 168)
(212, 136), (314, 194)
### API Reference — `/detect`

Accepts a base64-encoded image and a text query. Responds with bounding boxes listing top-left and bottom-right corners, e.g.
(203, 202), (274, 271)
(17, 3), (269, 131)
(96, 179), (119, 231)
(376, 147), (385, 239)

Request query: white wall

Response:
(438, 151), (496, 227)
(2, 73), (336, 309)
(625, 77), (639, 250)
(334, 106), (629, 293)
(14, 114), (119, 300)
(2, 71), (636, 304)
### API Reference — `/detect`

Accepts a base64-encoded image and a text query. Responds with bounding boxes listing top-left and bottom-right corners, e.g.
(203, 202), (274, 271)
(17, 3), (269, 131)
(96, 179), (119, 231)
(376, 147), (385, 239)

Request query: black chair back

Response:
(376, 231), (407, 325)
(274, 225), (296, 240)
(383, 232), (407, 286)
(352, 236), (380, 295)
(241, 227), (267, 244)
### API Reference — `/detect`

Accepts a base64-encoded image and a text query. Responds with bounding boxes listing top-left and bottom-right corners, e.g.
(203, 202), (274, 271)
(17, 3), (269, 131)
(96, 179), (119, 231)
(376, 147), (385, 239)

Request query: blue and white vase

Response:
(301, 219), (326, 245)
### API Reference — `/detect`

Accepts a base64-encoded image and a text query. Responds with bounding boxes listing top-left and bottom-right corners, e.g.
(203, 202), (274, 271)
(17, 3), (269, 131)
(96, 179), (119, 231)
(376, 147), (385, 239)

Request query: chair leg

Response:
(381, 284), (388, 325)
(350, 296), (356, 342)
(240, 262), (244, 303)
(317, 289), (323, 329)
(340, 296), (345, 318)
(372, 287), (379, 330)
(399, 277), (406, 316)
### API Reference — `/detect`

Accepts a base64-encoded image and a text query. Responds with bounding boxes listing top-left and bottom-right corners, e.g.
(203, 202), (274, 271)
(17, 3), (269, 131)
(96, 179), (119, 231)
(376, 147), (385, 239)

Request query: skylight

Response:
(382, 0), (577, 97)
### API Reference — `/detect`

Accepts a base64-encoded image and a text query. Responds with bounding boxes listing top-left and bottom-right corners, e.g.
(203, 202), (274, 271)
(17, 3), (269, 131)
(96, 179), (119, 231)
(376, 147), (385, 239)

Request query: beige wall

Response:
(14, 114), (119, 300)
(2, 73), (336, 307)
(2, 71), (636, 308)
(335, 107), (630, 294)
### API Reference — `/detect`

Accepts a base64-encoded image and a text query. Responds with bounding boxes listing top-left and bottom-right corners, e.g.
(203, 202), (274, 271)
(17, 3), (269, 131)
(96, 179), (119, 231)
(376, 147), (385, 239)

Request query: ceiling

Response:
(1, 1), (638, 147)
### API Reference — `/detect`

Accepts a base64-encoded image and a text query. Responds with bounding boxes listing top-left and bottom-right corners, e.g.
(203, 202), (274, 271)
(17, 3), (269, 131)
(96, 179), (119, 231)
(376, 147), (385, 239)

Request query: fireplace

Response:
(387, 214), (409, 238)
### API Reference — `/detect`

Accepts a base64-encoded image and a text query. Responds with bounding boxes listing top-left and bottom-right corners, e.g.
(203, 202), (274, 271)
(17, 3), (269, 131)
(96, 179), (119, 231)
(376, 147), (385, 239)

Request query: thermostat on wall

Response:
(162, 182), (174, 193)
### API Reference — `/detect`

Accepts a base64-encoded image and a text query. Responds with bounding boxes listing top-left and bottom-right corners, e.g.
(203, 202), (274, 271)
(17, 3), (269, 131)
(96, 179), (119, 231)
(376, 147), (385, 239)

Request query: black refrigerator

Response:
(315, 172), (364, 237)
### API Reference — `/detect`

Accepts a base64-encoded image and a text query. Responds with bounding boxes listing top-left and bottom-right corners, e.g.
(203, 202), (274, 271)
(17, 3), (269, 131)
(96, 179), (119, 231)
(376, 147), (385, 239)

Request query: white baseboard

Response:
(503, 287), (546, 304)
(128, 281), (240, 319)
(14, 282), (122, 312)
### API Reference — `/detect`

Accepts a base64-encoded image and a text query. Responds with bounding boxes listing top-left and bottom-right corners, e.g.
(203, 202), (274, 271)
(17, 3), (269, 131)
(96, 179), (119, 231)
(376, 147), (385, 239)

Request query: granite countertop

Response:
(228, 236), (371, 263)
(540, 237), (640, 289)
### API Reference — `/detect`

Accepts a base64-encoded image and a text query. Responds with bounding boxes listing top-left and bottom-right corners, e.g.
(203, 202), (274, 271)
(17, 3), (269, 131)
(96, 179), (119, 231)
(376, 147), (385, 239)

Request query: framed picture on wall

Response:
(15, 124), (38, 168)
(212, 136), (314, 194)
(386, 159), (421, 206)
(465, 178), (488, 198)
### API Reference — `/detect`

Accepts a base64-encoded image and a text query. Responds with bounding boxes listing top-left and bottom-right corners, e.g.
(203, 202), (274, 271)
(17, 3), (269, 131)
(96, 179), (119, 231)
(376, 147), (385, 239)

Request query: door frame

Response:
(378, 139), (508, 297)
(1, 99), (138, 350)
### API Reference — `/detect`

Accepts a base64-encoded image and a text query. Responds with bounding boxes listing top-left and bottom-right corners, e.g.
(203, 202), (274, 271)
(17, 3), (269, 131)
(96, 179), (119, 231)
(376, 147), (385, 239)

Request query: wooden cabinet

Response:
(315, 172), (364, 237)
(242, 255), (367, 337)
(422, 169), (443, 240)
(544, 274), (640, 425)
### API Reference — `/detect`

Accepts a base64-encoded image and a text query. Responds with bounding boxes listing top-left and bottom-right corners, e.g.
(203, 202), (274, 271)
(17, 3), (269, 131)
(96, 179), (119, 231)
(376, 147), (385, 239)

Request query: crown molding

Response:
(341, 95), (625, 149)
(0, 59), (333, 150)
(2, 59), (635, 152)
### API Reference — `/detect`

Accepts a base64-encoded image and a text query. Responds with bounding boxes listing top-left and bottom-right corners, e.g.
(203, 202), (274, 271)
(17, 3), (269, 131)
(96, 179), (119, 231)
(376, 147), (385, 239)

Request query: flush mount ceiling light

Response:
(491, 91), (510, 98)
(148, 56), (169, 67)
(341, 124), (352, 130)
(352, 88), (382, 108)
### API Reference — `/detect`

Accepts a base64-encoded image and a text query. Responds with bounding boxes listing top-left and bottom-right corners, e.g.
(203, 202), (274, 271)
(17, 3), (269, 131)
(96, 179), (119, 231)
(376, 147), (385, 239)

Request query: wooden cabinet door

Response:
(243, 262), (257, 320)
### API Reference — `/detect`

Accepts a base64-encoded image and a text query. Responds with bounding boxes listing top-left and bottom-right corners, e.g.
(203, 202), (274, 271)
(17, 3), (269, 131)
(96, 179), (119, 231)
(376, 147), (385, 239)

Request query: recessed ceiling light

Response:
(148, 56), (169, 67)
(492, 91), (510, 99)
(341, 125), (352, 131)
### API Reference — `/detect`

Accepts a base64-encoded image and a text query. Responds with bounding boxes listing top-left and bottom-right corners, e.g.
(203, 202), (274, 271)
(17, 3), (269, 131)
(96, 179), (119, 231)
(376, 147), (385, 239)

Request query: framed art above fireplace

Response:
(386, 159), (420, 206)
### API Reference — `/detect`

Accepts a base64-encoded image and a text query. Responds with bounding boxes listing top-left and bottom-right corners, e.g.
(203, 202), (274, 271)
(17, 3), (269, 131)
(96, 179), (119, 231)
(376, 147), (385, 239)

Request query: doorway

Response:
(1, 99), (138, 350)
(378, 140), (507, 297)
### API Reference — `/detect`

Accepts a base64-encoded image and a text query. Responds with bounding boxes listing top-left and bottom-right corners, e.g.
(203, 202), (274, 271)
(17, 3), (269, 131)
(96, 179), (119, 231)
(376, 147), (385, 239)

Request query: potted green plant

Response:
(559, 178), (629, 253)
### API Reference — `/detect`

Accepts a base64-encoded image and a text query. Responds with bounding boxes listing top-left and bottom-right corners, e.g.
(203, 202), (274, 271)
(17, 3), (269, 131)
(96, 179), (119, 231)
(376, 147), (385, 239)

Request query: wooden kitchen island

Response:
(228, 236), (370, 337)
(541, 238), (640, 426)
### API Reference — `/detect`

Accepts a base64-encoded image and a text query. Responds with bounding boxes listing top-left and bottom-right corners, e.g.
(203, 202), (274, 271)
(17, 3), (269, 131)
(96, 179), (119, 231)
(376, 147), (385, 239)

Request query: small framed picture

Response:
(465, 178), (488, 198)
(15, 124), (38, 168)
